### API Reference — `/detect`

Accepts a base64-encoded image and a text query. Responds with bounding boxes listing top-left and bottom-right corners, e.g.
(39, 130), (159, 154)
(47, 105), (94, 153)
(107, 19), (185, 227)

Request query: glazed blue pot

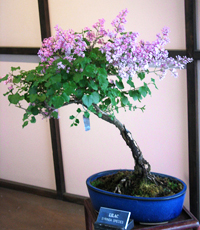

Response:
(86, 169), (187, 224)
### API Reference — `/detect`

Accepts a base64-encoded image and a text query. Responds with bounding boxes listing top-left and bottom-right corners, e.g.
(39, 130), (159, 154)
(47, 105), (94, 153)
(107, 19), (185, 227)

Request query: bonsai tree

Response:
(0, 9), (192, 183)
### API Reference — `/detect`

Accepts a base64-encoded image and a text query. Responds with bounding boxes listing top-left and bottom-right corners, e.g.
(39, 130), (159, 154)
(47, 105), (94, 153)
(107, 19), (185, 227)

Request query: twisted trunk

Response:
(92, 104), (151, 178)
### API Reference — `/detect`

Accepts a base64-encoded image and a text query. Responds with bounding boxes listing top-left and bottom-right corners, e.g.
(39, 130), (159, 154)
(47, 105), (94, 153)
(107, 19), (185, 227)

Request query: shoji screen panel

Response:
(0, 1), (56, 190)
(0, 0), (41, 47)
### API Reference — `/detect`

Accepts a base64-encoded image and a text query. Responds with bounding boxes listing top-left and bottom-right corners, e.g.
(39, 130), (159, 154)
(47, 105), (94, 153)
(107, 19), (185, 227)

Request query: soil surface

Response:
(91, 171), (183, 197)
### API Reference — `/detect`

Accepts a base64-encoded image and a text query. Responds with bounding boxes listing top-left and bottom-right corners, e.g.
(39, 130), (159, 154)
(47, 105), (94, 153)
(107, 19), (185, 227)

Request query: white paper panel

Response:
(0, 55), (56, 190)
(0, 0), (41, 47)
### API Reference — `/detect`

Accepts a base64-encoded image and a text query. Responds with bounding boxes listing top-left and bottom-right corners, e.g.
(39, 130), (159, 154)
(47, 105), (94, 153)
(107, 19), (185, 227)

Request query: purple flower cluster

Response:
(0, 74), (13, 90)
(111, 8), (128, 33)
(38, 25), (87, 66)
(37, 9), (193, 80)
(100, 24), (192, 79)
(100, 31), (140, 79)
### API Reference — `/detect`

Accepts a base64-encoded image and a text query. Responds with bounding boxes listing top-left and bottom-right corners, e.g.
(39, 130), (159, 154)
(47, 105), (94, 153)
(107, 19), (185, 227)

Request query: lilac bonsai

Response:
(0, 9), (192, 181)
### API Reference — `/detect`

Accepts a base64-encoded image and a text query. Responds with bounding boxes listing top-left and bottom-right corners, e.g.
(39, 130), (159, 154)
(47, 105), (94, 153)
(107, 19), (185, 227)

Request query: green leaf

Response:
(61, 92), (70, 102)
(74, 57), (91, 69)
(70, 115), (75, 119)
(22, 121), (29, 128)
(26, 73), (35, 82)
(75, 89), (84, 99)
(75, 119), (79, 124)
(31, 107), (39, 115)
(85, 64), (97, 77)
(98, 112), (102, 118)
(138, 72), (145, 80)
(77, 108), (82, 113)
(129, 90), (142, 101)
(44, 74), (61, 87)
(8, 93), (23, 104)
(89, 52), (97, 60)
(91, 92), (100, 104)
(52, 82), (62, 90)
(23, 113), (29, 121)
(97, 67), (107, 77)
(104, 98), (111, 105)
(115, 106), (119, 113)
(82, 94), (93, 107)
(140, 105), (146, 112)
(115, 80), (124, 90)
(89, 81), (98, 90)
(98, 76), (108, 90)
(38, 94), (46, 102)
(51, 111), (59, 119)
(29, 86), (37, 94)
(73, 73), (83, 83)
(111, 97), (117, 106)
(97, 68), (108, 90)
(11, 66), (20, 72)
(151, 78), (158, 89)
(44, 81), (52, 87)
(29, 94), (37, 103)
(79, 79), (87, 87)
(13, 75), (22, 84)
(3, 92), (10, 96)
(139, 83), (151, 98)
(62, 59), (71, 66)
(30, 116), (36, 123)
(33, 80), (40, 87)
(51, 74), (62, 84)
(42, 73), (52, 81)
(46, 88), (55, 96)
(84, 111), (90, 118)
(121, 95), (128, 105)
(63, 82), (76, 95)
(127, 78), (135, 88)
(139, 86), (148, 97)
(36, 65), (44, 73)
(110, 88), (120, 97)
(52, 96), (65, 109)
(127, 101), (133, 111)
(0, 74), (8, 83)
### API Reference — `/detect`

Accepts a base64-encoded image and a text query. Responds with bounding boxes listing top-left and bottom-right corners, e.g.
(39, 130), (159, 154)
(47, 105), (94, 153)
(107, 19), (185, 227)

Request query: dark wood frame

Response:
(185, 0), (200, 220)
(0, 0), (199, 219)
(38, 0), (66, 201)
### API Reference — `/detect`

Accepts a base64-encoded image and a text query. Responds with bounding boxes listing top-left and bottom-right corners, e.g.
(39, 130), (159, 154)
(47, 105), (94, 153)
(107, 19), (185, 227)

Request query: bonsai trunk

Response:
(92, 104), (151, 179)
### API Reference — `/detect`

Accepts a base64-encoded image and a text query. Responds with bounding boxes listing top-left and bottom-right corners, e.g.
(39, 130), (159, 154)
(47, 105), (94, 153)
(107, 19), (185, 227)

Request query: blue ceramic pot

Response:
(86, 169), (187, 224)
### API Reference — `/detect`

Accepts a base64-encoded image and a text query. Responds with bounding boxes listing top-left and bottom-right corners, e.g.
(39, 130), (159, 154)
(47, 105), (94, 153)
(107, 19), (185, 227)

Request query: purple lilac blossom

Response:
(57, 61), (66, 69)
(37, 9), (193, 80)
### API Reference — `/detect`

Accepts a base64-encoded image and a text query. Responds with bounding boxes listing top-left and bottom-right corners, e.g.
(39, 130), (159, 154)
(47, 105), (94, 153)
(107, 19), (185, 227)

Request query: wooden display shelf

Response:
(84, 198), (199, 230)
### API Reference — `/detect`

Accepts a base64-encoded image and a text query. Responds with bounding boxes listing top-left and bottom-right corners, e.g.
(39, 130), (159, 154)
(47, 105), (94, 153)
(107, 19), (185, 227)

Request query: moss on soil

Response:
(91, 171), (183, 197)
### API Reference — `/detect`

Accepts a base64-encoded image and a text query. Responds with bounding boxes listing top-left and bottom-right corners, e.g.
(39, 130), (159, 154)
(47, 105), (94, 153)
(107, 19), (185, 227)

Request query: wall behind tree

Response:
(0, 0), (189, 208)
(0, 0), (56, 190)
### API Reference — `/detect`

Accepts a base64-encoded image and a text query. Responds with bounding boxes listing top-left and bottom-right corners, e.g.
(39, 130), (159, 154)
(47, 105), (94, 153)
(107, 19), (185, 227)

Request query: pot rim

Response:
(86, 169), (187, 201)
